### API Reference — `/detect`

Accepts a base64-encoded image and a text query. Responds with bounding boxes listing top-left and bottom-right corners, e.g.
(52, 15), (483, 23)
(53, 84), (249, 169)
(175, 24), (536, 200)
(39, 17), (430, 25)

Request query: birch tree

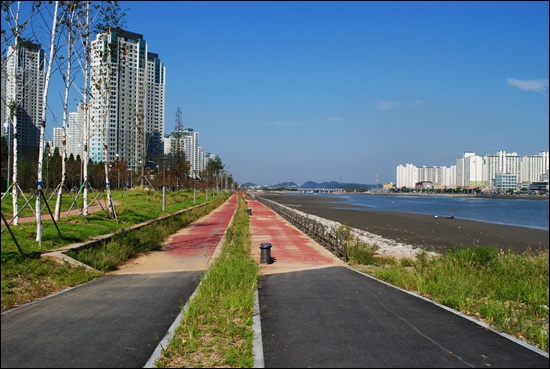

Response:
(171, 107), (190, 189)
(73, 1), (125, 215)
(90, 29), (123, 219)
(54, 2), (81, 220)
(1, 1), (42, 225)
(35, 0), (61, 243)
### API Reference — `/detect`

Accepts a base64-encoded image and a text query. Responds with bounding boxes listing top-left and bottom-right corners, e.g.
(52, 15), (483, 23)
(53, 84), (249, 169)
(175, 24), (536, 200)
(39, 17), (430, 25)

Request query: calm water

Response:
(293, 193), (549, 231)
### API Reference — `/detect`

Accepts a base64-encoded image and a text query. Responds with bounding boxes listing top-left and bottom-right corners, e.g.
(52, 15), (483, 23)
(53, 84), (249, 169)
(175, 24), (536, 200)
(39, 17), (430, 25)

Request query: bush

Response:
(347, 242), (378, 265)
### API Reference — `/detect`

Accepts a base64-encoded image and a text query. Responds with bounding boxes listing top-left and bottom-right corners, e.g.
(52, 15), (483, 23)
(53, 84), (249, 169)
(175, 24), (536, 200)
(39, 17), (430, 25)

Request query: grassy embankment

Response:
(346, 228), (549, 352)
(1, 188), (228, 311)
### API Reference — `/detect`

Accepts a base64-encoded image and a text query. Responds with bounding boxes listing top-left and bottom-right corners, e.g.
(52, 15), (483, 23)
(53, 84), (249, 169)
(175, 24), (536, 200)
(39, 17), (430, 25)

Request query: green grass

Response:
(1, 188), (229, 311)
(154, 193), (260, 368)
(352, 245), (549, 352)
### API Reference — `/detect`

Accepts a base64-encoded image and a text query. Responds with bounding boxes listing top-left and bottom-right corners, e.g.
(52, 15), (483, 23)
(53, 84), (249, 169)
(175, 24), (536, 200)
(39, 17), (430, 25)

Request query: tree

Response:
(1, 1), (44, 225)
(171, 107), (187, 189)
(34, 0), (61, 244)
(206, 156), (224, 191)
(55, 2), (82, 220)
(2, 2), (125, 232)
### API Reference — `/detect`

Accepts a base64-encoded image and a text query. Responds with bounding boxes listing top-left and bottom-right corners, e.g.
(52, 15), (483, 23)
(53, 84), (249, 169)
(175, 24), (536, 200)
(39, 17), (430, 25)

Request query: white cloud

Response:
(377, 101), (399, 110)
(507, 78), (549, 94)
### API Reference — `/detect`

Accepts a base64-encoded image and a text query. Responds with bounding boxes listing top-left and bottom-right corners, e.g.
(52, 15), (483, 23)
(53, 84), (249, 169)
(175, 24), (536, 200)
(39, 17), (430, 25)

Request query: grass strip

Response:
(155, 193), (260, 368)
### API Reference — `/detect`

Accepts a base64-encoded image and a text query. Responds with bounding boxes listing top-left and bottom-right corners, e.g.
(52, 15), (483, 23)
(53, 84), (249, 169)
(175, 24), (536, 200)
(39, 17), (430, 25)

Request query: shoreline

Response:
(254, 192), (549, 255)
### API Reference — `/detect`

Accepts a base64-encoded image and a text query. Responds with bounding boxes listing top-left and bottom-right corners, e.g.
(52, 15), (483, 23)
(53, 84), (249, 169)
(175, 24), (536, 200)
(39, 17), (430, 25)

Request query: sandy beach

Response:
(254, 192), (549, 255)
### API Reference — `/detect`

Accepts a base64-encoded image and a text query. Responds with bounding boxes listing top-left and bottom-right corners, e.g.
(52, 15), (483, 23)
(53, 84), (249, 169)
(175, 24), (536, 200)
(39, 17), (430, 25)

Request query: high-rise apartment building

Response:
(398, 164), (455, 189)
(521, 151), (549, 183)
(164, 128), (213, 177)
(89, 30), (165, 171)
(456, 152), (483, 188)
(483, 150), (521, 188)
(67, 106), (84, 159)
(53, 127), (63, 151)
(1, 43), (46, 155)
(396, 150), (547, 191)
(396, 163), (418, 188)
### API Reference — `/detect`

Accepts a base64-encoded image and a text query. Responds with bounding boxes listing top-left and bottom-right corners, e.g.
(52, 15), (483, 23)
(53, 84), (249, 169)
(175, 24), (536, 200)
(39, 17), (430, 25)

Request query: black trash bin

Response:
(260, 243), (272, 264)
(247, 208), (252, 215)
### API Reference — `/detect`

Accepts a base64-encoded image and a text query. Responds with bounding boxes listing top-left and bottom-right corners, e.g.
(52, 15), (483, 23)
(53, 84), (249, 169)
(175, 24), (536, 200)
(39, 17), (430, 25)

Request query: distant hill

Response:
(301, 181), (341, 189)
(243, 180), (381, 191)
(270, 181), (299, 188)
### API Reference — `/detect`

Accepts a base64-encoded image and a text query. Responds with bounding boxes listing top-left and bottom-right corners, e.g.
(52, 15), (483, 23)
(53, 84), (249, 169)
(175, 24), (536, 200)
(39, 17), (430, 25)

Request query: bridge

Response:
(299, 188), (344, 194)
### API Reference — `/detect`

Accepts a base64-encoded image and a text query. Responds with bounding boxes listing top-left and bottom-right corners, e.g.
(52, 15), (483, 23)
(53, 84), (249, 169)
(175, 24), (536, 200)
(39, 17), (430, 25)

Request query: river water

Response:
(293, 193), (549, 231)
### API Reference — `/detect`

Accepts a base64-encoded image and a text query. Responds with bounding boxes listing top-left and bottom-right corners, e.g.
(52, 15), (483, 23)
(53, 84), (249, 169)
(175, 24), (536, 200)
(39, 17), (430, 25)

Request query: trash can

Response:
(260, 243), (272, 264)
(247, 208), (252, 215)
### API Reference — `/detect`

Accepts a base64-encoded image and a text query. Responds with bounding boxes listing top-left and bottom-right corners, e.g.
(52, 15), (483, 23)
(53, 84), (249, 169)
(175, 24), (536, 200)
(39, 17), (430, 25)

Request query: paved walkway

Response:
(246, 196), (549, 368)
(1, 194), (238, 368)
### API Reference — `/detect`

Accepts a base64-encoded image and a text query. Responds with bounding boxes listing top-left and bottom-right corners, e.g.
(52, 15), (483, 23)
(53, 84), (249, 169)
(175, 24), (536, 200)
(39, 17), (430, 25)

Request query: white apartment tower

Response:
(89, 30), (165, 171)
(164, 128), (202, 177)
(1, 43), (46, 154)
(521, 151), (549, 183)
(456, 152), (483, 188)
(184, 128), (200, 177)
(53, 127), (63, 151)
(396, 163), (418, 188)
(483, 150), (521, 189)
(67, 106), (84, 159)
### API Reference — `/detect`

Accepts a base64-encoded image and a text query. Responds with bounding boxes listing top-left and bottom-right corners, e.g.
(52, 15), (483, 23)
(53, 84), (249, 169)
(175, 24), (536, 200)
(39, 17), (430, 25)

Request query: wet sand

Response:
(254, 192), (549, 255)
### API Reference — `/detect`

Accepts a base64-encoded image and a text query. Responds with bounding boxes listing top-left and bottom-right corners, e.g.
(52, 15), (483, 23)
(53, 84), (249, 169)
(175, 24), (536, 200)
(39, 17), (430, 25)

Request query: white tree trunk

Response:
(55, 4), (76, 221)
(82, 2), (90, 216)
(8, 2), (22, 226)
(36, 1), (60, 244)
(11, 114), (19, 225)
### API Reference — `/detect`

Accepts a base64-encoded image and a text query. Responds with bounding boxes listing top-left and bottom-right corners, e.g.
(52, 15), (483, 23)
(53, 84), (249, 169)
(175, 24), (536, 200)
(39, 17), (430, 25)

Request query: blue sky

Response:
(47, 1), (549, 186)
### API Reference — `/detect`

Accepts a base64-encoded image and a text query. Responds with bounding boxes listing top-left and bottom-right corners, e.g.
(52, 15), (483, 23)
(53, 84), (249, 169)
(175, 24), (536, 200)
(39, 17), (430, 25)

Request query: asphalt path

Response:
(1, 272), (201, 368)
(258, 267), (549, 368)
(246, 196), (549, 368)
(1, 194), (238, 368)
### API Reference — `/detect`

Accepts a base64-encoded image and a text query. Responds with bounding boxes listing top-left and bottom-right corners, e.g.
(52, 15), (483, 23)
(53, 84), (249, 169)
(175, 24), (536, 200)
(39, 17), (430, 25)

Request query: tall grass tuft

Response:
(347, 241), (379, 265)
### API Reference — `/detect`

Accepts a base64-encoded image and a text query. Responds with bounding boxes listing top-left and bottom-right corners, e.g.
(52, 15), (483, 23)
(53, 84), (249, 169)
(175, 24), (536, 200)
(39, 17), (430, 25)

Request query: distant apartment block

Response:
(483, 151), (521, 188)
(163, 128), (203, 177)
(67, 106), (84, 159)
(53, 127), (63, 151)
(1, 43), (46, 155)
(89, 29), (165, 171)
(396, 150), (549, 191)
(522, 151), (549, 183)
(456, 152), (483, 188)
(163, 129), (218, 178)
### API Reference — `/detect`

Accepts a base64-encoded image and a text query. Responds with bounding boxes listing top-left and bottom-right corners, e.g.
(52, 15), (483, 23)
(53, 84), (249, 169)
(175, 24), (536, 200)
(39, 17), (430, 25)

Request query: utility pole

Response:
(3, 122), (10, 195)
(193, 170), (197, 205)
(162, 157), (166, 212)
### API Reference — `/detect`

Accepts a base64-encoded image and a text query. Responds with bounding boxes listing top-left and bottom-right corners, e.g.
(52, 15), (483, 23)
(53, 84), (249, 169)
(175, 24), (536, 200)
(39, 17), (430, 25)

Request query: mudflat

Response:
(254, 192), (549, 255)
